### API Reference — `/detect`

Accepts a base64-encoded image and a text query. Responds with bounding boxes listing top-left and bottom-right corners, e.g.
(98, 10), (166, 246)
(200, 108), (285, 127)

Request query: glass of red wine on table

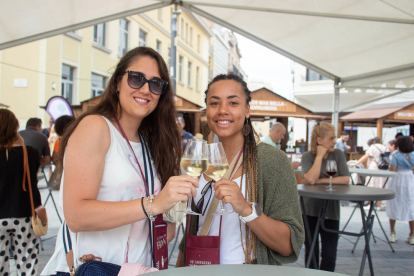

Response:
(326, 160), (337, 192)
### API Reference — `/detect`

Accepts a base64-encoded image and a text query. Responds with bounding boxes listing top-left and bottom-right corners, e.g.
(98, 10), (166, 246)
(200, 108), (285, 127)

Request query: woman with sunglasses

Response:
(176, 74), (304, 266)
(42, 47), (198, 275)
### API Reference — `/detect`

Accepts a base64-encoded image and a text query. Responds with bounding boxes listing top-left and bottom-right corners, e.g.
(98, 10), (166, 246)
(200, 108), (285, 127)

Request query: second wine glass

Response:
(326, 160), (337, 192)
(205, 142), (232, 216)
(178, 138), (208, 215)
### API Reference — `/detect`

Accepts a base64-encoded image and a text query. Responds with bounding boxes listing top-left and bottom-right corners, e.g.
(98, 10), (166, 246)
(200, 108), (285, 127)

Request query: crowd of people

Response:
(1, 46), (413, 276)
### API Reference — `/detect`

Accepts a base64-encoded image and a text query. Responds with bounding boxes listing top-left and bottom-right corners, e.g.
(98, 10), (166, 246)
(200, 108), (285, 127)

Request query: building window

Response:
(306, 68), (329, 81)
(61, 65), (74, 104)
(196, 66), (200, 91)
(181, 19), (184, 37)
(178, 56), (183, 82)
(197, 34), (201, 52)
(156, 39), (162, 53)
(157, 8), (163, 21)
(168, 47), (171, 71)
(189, 27), (193, 45)
(187, 61), (192, 87)
(119, 19), (128, 56)
(186, 23), (189, 43)
(139, 29), (147, 47)
(91, 74), (106, 98)
(93, 23), (106, 46)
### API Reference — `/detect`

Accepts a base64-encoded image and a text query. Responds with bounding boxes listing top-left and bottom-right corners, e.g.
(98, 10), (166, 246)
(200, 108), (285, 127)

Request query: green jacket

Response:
(178, 143), (305, 265)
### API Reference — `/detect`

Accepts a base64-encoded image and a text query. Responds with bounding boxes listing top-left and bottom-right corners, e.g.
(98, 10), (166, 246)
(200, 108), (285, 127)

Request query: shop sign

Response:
(394, 110), (414, 120)
(250, 100), (295, 112)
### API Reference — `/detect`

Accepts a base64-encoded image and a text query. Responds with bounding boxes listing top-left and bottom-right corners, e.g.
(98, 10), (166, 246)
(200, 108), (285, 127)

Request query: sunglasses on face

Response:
(124, 71), (168, 95)
(196, 180), (214, 216)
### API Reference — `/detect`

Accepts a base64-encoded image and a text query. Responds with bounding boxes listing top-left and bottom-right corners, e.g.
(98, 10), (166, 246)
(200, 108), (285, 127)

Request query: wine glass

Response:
(326, 160), (337, 192)
(178, 139), (208, 215)
(205, 142), (232, 216)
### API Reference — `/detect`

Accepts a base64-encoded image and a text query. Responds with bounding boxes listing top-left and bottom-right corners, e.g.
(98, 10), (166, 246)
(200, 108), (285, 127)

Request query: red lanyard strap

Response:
(115, 117), (150, 196)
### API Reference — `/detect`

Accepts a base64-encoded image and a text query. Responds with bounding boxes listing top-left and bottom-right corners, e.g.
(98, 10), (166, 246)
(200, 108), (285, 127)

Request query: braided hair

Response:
(205, 74), (259, 264)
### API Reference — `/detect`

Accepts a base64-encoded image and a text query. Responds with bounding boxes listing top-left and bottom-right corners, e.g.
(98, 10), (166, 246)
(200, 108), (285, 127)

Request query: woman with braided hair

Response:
(176, 74), (304, 266)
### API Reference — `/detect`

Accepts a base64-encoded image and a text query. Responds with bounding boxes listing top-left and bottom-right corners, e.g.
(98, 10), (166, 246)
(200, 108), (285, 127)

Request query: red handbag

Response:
(185, 213), (222, 266)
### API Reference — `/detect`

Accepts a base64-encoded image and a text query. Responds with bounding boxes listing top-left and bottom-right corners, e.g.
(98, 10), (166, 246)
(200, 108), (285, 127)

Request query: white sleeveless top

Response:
(42, 116), (161, 275)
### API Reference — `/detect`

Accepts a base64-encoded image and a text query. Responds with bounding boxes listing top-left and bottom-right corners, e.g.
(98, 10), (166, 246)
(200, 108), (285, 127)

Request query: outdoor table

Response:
(150, 264), (348, 276)
(298, 184), (395, 276)
(345, 168), (397, 253)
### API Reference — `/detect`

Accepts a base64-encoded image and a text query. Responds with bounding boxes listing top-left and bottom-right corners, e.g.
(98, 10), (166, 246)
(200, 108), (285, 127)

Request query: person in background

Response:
(0, 109), (44, 276)
(52, 116), (75, 164)
(261, 122), (286, 148)
(395, 132), (403, 140)
(386, 139), (396, 162)
(176, 117), (193, 153)
(42, 118), (54, 138)
(350, 137), (387, 208)
(301, 122), (350, 272)
(386, 136), (414, 245)
(19, 118), (51, 165)
(334, 131), (350, 157)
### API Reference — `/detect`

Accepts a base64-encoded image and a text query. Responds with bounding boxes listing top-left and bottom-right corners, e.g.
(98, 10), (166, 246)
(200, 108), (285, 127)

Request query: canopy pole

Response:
(170, 1), (181, 94)
(332, 79), (340, 131)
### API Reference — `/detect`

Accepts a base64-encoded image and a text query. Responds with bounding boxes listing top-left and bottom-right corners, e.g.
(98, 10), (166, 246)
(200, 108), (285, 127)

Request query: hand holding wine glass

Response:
(326, 160), (337, 192)
(178, 139), (208, 215)
(205, 142), (232, 216)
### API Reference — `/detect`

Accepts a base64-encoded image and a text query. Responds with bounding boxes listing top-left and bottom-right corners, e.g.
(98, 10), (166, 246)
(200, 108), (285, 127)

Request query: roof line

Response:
(0, 2), (171, 51)
(182, 3), (339, 80)
(181, 1), (414, 25)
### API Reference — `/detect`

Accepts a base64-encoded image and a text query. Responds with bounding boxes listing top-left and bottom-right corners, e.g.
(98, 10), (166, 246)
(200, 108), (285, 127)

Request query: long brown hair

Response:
(57, 47), (181, 186)
(0, 109), (19, 150)
(205, 74), (259, 264)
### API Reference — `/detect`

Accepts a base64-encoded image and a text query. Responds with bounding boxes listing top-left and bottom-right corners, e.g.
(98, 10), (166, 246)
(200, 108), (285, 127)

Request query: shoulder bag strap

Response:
(403, 153), (414, 173)
(22, 146), (36, 221)
(199, 148), (243, 236)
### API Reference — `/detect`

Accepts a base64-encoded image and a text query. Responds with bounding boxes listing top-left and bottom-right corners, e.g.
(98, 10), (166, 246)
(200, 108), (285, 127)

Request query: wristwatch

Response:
(239, 202), (262, 223)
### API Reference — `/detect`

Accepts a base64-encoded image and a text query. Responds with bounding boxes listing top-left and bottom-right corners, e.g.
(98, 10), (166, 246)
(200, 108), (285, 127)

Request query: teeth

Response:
(135, 98), (149, 103)
(218, 121), (231, 124)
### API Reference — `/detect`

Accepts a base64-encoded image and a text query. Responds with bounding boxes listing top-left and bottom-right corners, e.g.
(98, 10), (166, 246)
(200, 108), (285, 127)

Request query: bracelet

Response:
(149, 195), (156, 222)
(145, 197), (150, 218)
(141, 197), (148, 218)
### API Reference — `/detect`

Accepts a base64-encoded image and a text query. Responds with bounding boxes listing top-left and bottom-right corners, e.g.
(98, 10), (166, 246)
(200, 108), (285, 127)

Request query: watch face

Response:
(253, 203), (262, 217)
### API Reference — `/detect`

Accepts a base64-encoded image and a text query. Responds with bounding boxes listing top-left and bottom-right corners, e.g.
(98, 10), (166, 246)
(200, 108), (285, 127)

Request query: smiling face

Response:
(317, 130), (336, 153)
(206, 79), (250, 139)
(117, 56), (161, 122)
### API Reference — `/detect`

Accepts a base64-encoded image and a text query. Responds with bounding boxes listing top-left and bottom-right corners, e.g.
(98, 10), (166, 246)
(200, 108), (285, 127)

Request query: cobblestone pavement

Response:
(8, 178), (414, 275)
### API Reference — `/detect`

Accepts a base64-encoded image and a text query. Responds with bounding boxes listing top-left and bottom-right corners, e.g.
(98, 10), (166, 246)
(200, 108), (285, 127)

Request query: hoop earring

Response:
(243, 118), (251, 136)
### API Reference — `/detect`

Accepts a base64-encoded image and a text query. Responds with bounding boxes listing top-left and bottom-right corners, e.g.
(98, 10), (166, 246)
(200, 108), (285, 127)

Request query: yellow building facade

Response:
(0, 7), (212, 127)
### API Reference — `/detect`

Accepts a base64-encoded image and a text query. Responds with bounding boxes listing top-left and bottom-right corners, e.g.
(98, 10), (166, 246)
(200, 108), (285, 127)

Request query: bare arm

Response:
(63, 115), (199, 233)
(63, 116), (147, 232)
(350, 153), (370, 167)
(389, 165), (397, 172)
(176, 251), (184, 267)
(314, 176), (350, 185)
(303, 146), (328, 185)
(167, 223), (176, 244)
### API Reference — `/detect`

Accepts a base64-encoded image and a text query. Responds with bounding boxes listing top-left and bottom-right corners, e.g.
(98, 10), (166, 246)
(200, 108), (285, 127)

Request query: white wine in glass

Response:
(181, 158), (208, 177)
(206, 142), (233, 216)
(177, 138), (208, 215)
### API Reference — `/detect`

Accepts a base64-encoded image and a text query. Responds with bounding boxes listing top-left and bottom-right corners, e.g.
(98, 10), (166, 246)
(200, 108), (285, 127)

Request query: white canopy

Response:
(1, 0), (414, 120)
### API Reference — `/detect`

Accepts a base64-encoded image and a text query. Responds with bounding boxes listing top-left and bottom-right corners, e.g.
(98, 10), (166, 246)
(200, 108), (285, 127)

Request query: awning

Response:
(1, 0), (413, 87)
(340, 108), (403, 121)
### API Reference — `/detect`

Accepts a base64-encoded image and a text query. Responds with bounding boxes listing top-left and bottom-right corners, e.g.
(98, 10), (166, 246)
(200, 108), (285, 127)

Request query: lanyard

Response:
(114, 117), (150, 197)
(114, 117), (155, 264)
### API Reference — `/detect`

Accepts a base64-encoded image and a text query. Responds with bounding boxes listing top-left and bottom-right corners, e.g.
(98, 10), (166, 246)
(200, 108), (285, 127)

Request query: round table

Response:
(297, 184), (395, 276)
(150, 264), (348, 276)
(297, 184), (394, 202)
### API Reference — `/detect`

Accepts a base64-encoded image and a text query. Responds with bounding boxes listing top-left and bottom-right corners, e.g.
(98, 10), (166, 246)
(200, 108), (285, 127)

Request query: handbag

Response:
(374, 145), (389, 170)
(403, 153), (414, 174)
(22, 145), (48, 236)
(185, 148), (243, 266)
